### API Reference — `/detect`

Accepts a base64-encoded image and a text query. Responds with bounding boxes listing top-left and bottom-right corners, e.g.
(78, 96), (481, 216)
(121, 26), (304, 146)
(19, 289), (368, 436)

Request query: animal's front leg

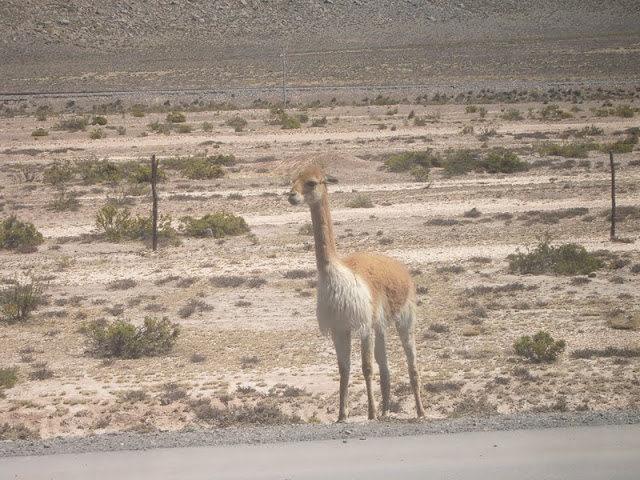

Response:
(331, 327), (351, 422)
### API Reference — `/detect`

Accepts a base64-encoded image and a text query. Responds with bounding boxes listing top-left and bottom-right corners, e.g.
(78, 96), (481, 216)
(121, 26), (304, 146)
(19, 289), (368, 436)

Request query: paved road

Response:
(2, 424), (638, 480)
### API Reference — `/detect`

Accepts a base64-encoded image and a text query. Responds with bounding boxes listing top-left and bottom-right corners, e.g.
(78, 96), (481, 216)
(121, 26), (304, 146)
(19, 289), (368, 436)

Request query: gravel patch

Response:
(2, 410), (639, 458)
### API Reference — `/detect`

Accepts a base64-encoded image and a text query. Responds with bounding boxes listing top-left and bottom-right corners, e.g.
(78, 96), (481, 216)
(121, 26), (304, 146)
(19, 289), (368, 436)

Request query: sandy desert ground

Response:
(0, 88), (638, 440)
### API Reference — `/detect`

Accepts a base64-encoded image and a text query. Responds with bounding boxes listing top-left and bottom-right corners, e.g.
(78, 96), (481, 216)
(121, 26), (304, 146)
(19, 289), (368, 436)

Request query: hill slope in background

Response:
(0, 0), (639, 93)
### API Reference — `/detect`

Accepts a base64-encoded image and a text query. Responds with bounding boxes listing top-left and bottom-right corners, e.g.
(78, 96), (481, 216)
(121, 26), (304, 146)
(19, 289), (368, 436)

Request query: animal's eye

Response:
(306, 180), (318, 188)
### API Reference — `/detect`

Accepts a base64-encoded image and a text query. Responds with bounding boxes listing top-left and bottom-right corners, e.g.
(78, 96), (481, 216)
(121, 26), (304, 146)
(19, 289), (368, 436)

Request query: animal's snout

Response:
(288, 191), (301, 205)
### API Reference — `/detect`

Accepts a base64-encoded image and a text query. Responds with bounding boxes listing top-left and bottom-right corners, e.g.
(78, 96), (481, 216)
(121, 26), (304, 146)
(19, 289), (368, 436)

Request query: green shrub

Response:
(180, 212), (249, 238)
(84, 317), (180, 359)
(540, 105), (573, 120)
(123, 163), (167, 183)
(89, 128), (106, 140)
(481, 149), (530, 173)
(536, 142), (598, 158)
(443, 149), (476, 175)
(384, 150), (442, 172)
(53, 117), (88, 132)
(0, 367), (19, 389)
(31, 128), (49, 137)
(92, 116), (108, 126)
(175, 124), (192, 134)
(95, 205), (132, 242)
(149, 121), (172, 135)
(612, 104), (635, 118)
(268, 107), (301, 129)
(166, 111), (186, 123)
(281, 114), (301, 129)
(0, 275), (45, 323)
(514, 331), (566, 363)
(226, 116), (248, 131)
(311, 116), (328, 127)
(599, 134), (638, 154)
(95, 205), (178, 244)
(508, 235), (603, 275)
(0, 215), (44, 252)
(48, 188), (80, 212)
(184, 162), (225, 180)
(77, 159), (122, 185)
(202, 122), (214, 132)
(501, 108), (523, 120)
(43, 160), (76, 186)
(209, 154), (236, 166)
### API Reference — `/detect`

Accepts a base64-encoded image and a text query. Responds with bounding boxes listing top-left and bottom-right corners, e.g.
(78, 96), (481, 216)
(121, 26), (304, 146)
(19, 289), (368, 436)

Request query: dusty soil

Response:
(0, 91), (639, 443)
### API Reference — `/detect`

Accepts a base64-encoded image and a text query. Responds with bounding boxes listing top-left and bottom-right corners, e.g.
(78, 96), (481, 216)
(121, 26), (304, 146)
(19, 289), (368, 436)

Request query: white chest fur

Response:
(316, 262), (373, 335)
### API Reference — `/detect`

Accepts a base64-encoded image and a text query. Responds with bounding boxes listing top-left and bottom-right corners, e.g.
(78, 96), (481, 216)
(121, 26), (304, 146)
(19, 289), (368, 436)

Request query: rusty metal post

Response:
(609, 151), (616, 241)
(151, 154), (158, 251)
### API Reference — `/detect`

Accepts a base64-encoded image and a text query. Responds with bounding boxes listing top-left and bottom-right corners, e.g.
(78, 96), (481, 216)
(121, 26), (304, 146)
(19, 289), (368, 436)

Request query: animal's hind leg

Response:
(361, 330), (376, 420)
(374, 331), (391, 417)
(397, 318), (425, 418)
(331, 328), (351, 422)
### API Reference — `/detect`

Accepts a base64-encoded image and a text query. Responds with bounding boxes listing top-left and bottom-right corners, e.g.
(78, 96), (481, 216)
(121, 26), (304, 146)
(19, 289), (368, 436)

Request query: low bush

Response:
(84, 317), (180, 359)
(77, 159), (123, 185)
(268, 107), (301, 129)
(311, 116), (328, 127)
(192, 399), (301, 427)
(95, 205), (178, 244)
(539, 104), (573, 120)
(0, 423), (39, 441)
(0, 367), (19, 389)
(31, 128), (49, 137)
(180, 212), (249, 238)
(43, 161), (76, 186)
(226, 116), (248, 132)
(0, 215), (44, 252)
(508, 235), (603, 275)
(0, 275), (45, 323)
(210, 275), (246, 288)
(47, 188), (81, 212)
(166, 111), (186, 123)
(481, 149), (530, 173)
(148, 121), (172, 135)
(89, 129), (106, 140)
(53, 117), (88, 132)
(345, 194), (374, 208)
(513, 331), (566, 363)
(537, 142), (598, 158)
(501, 108), (523, 120)
(443, 149), (476, 175)
(384, 150), (442, 172)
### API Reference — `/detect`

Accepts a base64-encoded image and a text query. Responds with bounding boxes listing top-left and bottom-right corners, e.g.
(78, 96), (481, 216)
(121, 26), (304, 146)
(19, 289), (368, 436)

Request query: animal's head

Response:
(288, 165), (338, 206)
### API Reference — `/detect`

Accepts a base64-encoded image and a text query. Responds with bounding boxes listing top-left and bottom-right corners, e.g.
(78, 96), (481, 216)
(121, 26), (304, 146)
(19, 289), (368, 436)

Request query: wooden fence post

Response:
(151, 154), (158, 251)
(609, 151), (616, 241)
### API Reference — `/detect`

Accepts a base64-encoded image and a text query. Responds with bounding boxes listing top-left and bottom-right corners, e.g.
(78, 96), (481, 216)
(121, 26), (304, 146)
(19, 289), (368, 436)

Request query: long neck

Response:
(309, 192), (339, 272)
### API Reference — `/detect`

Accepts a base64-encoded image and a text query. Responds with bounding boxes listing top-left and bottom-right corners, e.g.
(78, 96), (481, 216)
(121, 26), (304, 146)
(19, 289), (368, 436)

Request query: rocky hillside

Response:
(1, 0), (638, 52)
(1, 0), (638, 94)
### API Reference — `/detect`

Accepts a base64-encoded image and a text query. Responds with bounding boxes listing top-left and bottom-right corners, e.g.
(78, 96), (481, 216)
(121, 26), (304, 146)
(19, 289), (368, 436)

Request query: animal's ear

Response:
(325, 175), (339, 184)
